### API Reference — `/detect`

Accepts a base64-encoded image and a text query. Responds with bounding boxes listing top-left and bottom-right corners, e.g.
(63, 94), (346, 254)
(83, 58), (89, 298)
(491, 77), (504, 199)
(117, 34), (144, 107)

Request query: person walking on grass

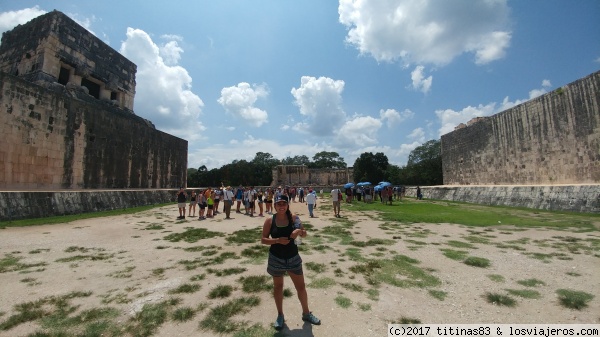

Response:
(261, 195), (321, 331)
(331, 186), (341, 218)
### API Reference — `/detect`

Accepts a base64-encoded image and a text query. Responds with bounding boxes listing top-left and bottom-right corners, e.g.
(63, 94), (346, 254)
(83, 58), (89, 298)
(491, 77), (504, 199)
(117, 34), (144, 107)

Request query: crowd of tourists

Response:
(175, 185), (319, 220)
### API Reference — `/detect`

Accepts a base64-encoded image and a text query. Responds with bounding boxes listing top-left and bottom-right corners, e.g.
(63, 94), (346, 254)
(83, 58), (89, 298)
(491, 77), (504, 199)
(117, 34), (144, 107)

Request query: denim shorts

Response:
(267, 252), (303, 277)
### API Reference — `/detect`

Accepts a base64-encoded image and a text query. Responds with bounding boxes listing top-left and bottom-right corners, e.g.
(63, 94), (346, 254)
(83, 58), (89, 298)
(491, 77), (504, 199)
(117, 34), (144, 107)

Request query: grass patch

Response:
(199, 296), (260, 334)
(358, 303), (372, 311)
(354, 200), (600, 231)
(566, 272), (581, 277)
(485, 292), (516, 307)
(208, 267), (247, 277)
(208, 285), (234, 299)
(334, 295), (352, 308)
(446, 240), (476, 249)
(172, 306), (196, 322)
(463, 256), (490, 268)
(164, 228), (224, 243)
(506, 289), (542, 299)
(144, 224), (164, 230)
(168, 283), (201, 294)
(487, 274), (505, 282)
(440, 249), (468, 261)
(126, 298), (180, 336)
(308, 277), (337, 289)
(1, 203), (173, 228)
(517, 278), (546, 287)
(240, 245), (268, 261)
(0, 291), (93, 331)
(428, 290), (448, 301)
(305, 262), (326, 273)
(0, 254), (47, 273)
(239, 275), (272, 293)
(556, 289), (594, 309)
(349, 255), (440, 288)
(340, 282), (364, 292)
(227, 228), (263, 244)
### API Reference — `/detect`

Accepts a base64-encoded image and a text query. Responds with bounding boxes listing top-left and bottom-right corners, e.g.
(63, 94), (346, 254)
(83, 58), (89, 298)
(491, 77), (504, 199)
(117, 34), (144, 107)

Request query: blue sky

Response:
(1, 1), (599, 169)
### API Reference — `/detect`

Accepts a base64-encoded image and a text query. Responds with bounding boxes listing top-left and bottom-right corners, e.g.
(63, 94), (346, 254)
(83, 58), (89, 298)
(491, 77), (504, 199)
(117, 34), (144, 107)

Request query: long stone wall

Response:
(0, 72), (188, 189)
(441, 71), (600, 185)
(0, 189), (178, 221)
(271, 165), (353, 187)
(408, 185), (600, 213)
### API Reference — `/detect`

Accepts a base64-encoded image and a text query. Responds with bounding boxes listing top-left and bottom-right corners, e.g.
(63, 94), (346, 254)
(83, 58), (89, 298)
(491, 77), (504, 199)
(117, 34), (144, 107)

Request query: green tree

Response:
(281, 155), (310, 166)
(404, 139), (442, 185)
(187, 168), (199, 187)
(251, 152), (279, 186)
(310, 151), (346, 169)
(353, 152), (389, 184)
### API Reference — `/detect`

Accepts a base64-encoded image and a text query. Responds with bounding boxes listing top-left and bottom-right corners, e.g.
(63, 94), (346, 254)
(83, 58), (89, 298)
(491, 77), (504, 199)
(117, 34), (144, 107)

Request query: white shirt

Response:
(306, 192), (317, 205)
(331, 188), (340, 202)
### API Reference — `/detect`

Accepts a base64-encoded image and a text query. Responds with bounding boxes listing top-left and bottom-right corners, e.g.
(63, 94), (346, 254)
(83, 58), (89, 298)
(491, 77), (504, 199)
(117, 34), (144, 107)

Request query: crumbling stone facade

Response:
(0, 10), (135, 111)
(271, 165), (353, 186)
(0, 11), (187, 190)
(442, 70), (600, 185)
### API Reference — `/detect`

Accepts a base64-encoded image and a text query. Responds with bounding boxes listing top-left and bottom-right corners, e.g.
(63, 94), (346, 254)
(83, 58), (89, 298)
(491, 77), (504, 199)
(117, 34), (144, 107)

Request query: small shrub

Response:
(463, 256), (490, 268)
(485, 292), (516, 307)
(556, 289), (594, 309)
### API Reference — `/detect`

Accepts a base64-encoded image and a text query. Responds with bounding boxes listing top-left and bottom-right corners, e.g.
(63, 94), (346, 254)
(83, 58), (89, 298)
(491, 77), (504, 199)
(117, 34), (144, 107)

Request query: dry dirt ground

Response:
(0, 199), (599, 337)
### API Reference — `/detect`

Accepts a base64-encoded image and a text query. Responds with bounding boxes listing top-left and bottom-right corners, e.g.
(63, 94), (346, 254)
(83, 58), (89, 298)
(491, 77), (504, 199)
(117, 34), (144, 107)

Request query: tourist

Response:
(206, 190), (214, 218)
(197, 190), (207, 220)
(213, 188), (221, 214)
(261, 195), (321, 330)
(265, 187), (274, 214)
(306, 189), (317, 217)
(235, 185), (244, 213)
(417, 186), (423, 200)
(257, 188), (264, 217)
(331, 186), (341, 218)
(222, 186), (234, 219)
(188, 190), (197, 217)
(176, 187), (187, 219)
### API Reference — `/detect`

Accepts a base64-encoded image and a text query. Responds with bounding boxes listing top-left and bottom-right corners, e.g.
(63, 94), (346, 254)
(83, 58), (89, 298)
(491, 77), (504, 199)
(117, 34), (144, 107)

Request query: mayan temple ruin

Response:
(0, 10), (188, 190)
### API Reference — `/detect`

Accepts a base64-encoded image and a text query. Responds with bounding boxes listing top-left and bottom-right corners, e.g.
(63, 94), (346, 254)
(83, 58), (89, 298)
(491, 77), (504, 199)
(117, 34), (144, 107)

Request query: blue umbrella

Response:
(357, 182), (372, 186)
(374, 185), (383, 191)
(379, 181), (392, 187)
(344, 182), (355, 189)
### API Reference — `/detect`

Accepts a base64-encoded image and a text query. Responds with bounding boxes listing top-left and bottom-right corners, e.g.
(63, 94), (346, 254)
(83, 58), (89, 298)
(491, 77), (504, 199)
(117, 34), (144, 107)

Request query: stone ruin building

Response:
(0, 10), (187, 190)
(271, 165), (353, 187)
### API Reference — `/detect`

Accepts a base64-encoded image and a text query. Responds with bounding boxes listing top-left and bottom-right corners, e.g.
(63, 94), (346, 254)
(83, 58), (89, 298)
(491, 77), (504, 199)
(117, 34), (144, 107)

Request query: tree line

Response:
(187, 139), (442, 187)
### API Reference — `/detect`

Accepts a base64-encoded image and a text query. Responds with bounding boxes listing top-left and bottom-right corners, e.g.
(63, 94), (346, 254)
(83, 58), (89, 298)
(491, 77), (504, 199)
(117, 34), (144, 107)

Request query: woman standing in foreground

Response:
(261, 195), (321, 331)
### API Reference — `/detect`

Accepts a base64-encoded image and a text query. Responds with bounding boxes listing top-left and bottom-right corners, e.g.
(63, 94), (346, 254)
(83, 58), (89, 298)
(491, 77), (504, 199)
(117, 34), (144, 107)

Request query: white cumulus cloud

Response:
(336, 116), (382, 147)
(0, 6), (46, 35)
(380, 108), (414, 127)
(410, 66), (433, 93)
(291, 76), (346, 136)
(338, 0), (511, 66)
(119, 28), (205, 140)
(217, 82), (269, 127)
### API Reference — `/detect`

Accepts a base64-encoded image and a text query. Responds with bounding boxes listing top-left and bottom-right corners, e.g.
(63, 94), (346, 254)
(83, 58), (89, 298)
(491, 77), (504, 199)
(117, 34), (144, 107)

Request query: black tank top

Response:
(269, 215), (299, 259)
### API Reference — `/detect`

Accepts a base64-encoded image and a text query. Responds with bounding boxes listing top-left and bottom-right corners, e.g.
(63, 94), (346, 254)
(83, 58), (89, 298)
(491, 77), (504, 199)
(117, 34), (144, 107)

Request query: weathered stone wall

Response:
(0, 189), (178, 221)
(441, 71), (600, 185)
(271, 165), (353, 186)
(406, 185), (600, 213)
(0, 11), (136, 111)
(0, 72), (187, 189)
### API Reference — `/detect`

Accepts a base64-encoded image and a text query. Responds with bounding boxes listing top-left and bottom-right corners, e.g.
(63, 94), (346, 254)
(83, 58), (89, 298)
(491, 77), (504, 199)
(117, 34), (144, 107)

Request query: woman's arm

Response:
(261, 217), (290, 245)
